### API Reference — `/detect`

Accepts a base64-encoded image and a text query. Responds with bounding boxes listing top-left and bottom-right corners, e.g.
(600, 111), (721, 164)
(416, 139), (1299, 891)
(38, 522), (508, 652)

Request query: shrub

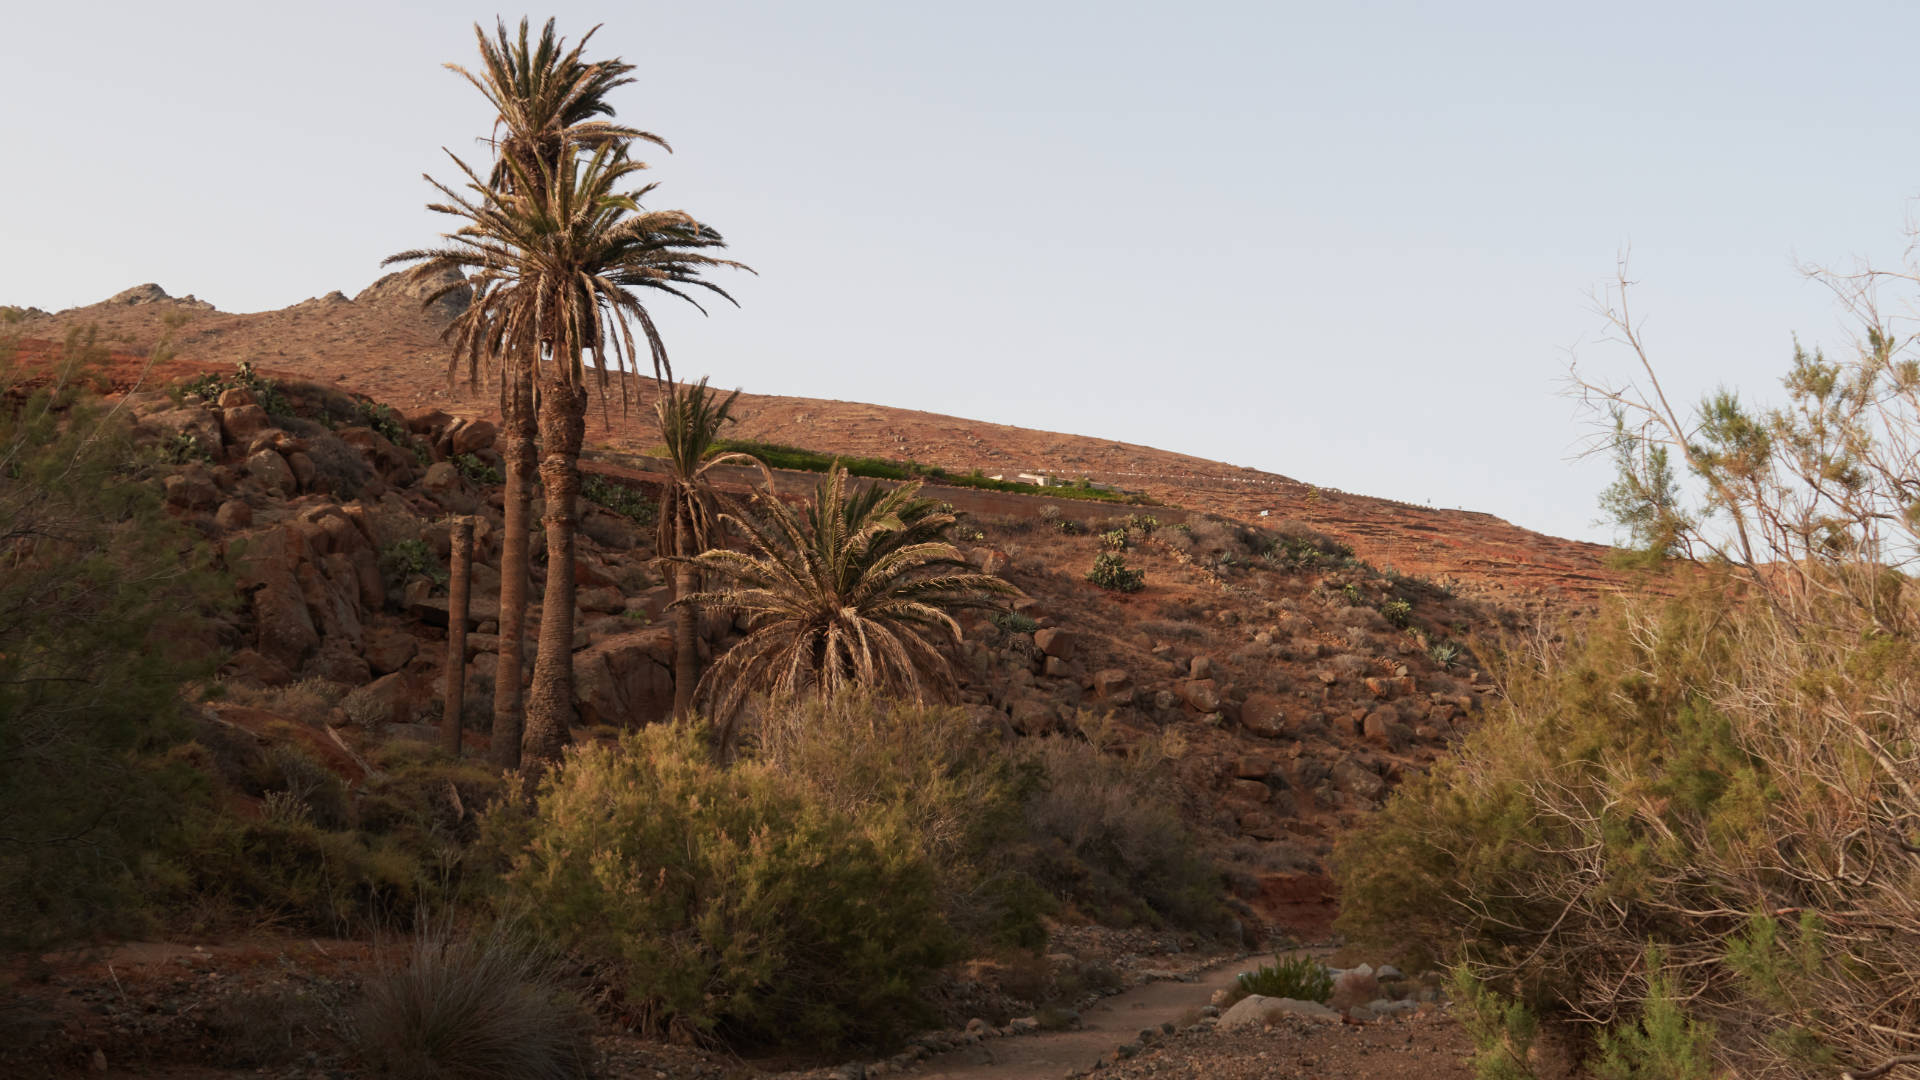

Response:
(180, 358), (290, 417)
(503, 724), (956, 1049)
(356, 919), (594, 1080)
(380, 539), (448, 592)
(0, 345), (232, 950)
(579, 473), (655, 525)
(993, 610), (1041, 635)
(753, 692), (1047, 949)
(1380, 598), (1413, 628)
(453, 452), (502, 487)
(1055, 518), (1085, 535)
(355, 400), (427, 463)
(1087, 551), (1145, 592)
(1099, 528), (1128, 551)
(1018, 737), (1225, 932)
(1454, 968), (1542, 1080)
(1428, 641), (1461, 669)
(1236, 954), (1333, 1003)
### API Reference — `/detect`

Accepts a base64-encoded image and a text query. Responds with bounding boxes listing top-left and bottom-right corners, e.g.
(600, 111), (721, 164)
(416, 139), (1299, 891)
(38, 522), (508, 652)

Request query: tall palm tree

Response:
(676, 467), (1017, 752)
(390, 145), (747, 766)
(653, 376), (766, 719)
(428, 17), (667, 769)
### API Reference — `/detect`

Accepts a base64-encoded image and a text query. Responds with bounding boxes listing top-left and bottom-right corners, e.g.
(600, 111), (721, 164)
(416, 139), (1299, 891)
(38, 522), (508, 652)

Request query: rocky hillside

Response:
(4, 277), (1626, 937)
(8, 279), (1622, 616)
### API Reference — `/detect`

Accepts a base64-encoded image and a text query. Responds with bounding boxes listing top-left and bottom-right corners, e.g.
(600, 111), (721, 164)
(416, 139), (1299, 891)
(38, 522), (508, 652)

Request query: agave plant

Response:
(676, 466), (1016, 751)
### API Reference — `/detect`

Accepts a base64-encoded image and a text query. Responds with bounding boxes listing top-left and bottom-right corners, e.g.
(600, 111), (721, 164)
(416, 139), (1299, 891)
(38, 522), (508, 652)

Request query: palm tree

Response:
(653, 377), (766, 719)
(429, 17), (667, 769)
(676, 467), (1017, 752)
(390, 145), (747, 766)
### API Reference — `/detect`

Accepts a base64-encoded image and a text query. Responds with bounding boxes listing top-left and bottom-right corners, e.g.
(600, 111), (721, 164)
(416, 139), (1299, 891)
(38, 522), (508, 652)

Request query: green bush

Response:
(1380, 597), (1413, 628)
(179, 358), (290, 417)
(453, 452), (503, 487)
(503, 724), (956, 1049)
(380, 539), (448, 592)
(1099, 528), (1129, 551)
(1454, 968), (1542, 1080)
(1592, 948), (1719, 1080)
(1087, 551), (1144, 592)
(579, 473), (655, 525)
(706, 439), (1149, 504)
(0, 338), (232, 949)
(1236, 954), (1333, 1003)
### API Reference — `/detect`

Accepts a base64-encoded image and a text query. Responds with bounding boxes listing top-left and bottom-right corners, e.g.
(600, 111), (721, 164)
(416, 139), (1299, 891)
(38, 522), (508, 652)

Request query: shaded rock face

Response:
(353, 266), (471, 324)
(573, 628), (675, 728)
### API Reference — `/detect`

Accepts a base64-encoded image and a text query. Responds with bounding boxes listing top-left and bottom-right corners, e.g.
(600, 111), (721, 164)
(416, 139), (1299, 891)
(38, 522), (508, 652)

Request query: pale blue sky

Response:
(6, 1), (1918, 542)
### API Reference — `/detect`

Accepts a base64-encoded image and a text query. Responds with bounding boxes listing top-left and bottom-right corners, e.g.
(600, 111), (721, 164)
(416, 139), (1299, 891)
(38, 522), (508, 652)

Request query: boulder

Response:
(449, 418), (497, 456)
(341, 671), (427, 727)
(246, 448), (296, 495)
(578, 586), (627, 615)
(1218, 995), (1338, 1030)
(1230, 778), (1271, 803)
(362, 626), (420, 676)
(1232, 754), (1275, 780)
(220, 404), (269, 444)
(1032, 627), (1076, 660)
(572, 628), (675, 728)
(214, 499), (252, 531)
(1008, 697), (1058, 735)
(285, 450), (316, 492)
(1182, 678), (1222, 713)
(140, 406), (222, 457)
(163, 469), (218, 510)
(1092, 667), (1134, 703)
(232, 526), (319, 671)
(579, 508), (637, 550)
(1240, 692), (1287, 738)
(1190, 655), (1214, 680)
(1362, 707), (1400, 748)
(215, 387), (256, 409)
(1330, 757), (1386, 801)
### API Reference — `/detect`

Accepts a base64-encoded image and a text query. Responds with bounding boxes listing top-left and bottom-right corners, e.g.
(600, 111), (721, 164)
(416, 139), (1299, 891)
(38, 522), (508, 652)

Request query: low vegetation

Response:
(1235, 953), (1333, 1003)
(1339, 261), (1920, 1079)
(710, 436), (1152, 504)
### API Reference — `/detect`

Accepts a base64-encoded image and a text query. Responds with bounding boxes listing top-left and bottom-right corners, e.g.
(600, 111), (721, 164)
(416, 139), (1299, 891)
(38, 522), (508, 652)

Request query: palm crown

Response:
(678, 467), (1017, 741)
(388, 145), (747, 404)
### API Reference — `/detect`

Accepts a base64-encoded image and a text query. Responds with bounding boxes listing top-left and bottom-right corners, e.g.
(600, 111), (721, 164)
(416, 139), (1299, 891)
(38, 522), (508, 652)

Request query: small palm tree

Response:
(653, 376), (765, 720)
(430, 17), (665, 769)
(677, 467), (1016, 751)
(390, 145), (748, 766)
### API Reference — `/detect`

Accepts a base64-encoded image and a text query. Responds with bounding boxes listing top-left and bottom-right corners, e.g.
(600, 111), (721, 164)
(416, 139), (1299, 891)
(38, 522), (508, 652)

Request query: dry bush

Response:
(1336, 605), (1389, 632)
(1339, 257), (1920, 1078)
(1329, 654), (1371, 680)
(355, 919), (593, 1080)
(227, 676), (349, 723)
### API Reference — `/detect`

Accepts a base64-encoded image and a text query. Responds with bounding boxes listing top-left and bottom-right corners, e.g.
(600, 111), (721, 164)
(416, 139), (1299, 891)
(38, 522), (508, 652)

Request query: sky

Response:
(6, 1), (1920, 543)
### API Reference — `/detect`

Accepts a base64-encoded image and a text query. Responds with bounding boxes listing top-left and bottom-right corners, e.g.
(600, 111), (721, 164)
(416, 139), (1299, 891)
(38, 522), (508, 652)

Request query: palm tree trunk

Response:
(521, 374), (587, 767)
(443, 515), (472, 757)
(491, 375), (535, 770)
(672, 545), (699, 720)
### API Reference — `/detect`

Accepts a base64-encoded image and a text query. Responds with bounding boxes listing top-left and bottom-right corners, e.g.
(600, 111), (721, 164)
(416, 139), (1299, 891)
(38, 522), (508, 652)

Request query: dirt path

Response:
(914, 959), (1248, 1079)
